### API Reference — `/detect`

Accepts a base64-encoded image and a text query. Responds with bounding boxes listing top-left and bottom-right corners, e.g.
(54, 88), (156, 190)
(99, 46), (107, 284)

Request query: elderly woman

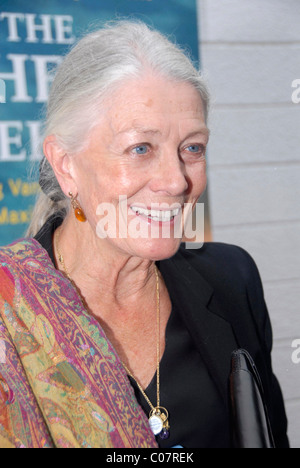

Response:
(0, 21), (288, 448)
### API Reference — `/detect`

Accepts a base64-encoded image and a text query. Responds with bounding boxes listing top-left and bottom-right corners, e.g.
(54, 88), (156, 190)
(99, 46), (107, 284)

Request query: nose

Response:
(150, 152), (189, 196)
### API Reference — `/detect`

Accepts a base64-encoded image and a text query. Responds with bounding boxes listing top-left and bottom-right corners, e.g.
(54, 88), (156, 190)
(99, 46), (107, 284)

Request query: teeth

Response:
(131, 206), (180, 221)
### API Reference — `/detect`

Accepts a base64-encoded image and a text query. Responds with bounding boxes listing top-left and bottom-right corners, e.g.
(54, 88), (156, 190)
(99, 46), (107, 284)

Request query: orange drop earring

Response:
(69, 192), (87, 222)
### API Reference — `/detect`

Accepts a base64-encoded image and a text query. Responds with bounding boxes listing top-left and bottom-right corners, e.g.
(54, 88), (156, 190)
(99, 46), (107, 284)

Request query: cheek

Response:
(76, 160), (147, 208)
(78, 172), (99, 201)
(187, 164), (207, 198)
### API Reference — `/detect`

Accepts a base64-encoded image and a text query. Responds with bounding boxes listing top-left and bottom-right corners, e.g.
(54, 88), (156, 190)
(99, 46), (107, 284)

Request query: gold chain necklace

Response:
(55, 230), (170, 440)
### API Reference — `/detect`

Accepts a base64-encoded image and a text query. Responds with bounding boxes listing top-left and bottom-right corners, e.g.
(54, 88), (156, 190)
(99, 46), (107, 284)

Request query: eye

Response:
(186, 144), (204, 153)
(131, 144), (149, 155)
(182, 143), (206, 157)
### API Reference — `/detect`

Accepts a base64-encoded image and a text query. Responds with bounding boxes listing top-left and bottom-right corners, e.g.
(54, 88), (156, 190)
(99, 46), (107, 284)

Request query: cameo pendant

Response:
(149, 407), (170, 439)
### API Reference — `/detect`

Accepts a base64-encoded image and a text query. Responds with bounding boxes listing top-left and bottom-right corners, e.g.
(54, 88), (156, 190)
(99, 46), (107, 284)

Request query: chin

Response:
(132, 238), (182, 261)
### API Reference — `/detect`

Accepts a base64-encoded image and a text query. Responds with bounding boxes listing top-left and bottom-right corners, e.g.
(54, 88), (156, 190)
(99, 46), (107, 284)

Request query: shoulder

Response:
(0, 237), (49, 260)
(0, 238), (28, 267)
(0, 239), (34, 297)
(174, 242), (270, 348)
(176, 241), (262, 291)
(180, 241), (255, 266)
(174, 242), (268, 330)
(0, 238), (37, 266)
(0, 238), (54, 285)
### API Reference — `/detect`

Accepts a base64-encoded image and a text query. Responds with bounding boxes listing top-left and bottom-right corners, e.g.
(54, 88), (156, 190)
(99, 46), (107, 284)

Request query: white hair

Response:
(27, 20), (210, 237)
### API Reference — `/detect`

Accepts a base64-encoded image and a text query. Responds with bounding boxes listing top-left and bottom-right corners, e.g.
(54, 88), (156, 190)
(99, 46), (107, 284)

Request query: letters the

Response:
(0, 12), (75, 44)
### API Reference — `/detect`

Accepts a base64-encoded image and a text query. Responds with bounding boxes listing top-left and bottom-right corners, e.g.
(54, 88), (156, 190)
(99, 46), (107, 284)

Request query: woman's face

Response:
(70, 74), (209, 260)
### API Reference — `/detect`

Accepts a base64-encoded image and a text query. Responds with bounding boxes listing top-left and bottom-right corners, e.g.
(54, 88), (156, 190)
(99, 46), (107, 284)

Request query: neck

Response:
(54, 215), (157, 312)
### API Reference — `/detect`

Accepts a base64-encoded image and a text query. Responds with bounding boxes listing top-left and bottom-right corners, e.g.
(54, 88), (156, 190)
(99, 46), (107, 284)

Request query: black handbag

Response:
(230, 348), (275, 448)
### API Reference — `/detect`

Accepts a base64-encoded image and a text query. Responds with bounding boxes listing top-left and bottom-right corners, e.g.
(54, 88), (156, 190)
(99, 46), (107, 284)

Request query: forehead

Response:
(101, 75), (207, 134)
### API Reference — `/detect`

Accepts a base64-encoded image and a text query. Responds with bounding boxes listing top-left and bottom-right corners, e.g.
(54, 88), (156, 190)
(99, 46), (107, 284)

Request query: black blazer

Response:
(159, 242), (289, 448)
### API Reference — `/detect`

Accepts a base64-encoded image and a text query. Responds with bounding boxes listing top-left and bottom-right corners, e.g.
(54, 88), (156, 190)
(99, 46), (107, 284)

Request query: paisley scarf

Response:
(0, 239), (157, 448)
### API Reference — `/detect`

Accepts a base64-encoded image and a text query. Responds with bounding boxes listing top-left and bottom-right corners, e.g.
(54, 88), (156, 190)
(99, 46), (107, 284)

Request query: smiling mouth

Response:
(130, 205), (181, 222)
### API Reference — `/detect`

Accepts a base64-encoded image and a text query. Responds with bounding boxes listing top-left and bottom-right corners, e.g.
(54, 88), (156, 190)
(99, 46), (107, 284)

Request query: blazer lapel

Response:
(159, 249), (238, 406)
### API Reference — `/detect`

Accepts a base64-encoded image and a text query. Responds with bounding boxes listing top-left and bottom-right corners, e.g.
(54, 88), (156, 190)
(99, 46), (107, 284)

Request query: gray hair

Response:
(27, 20), (210, 237)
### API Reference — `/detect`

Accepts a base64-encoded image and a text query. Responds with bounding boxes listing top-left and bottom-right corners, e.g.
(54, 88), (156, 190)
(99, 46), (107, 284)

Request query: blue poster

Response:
(0, 0), (199, 245)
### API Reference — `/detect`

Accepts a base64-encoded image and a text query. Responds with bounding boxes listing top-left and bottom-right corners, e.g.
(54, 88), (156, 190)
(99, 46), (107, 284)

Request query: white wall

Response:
(197, 0), (300, 448)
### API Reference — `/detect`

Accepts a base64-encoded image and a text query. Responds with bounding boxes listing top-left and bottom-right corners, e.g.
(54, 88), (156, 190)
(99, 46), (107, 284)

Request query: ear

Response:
(43, 135), (77, 197)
